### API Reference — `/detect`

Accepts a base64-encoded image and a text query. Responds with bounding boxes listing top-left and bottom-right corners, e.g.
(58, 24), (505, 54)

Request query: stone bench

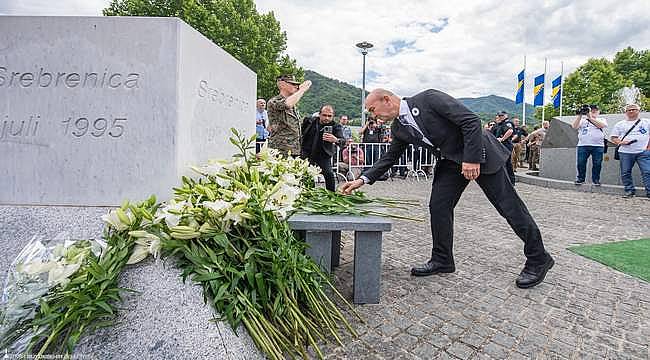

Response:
(288, 214), (392, 304)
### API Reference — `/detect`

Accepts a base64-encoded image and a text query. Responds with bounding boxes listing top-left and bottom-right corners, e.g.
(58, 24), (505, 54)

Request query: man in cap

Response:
(491, 111), (516, 184)
(340, 88), (554, 289)
(267, 75), (312, 156)
(610, 103), (650, 198)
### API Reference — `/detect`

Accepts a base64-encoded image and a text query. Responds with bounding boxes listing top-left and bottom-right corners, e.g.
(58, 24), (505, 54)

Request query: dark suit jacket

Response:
(300, 117), (346, 159)
(362, 89), (510, 183)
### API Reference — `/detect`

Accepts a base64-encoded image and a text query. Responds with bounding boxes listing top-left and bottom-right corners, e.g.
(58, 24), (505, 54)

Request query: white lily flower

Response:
(127, 232), (161, 265)
(258, 146), (280, 161)
(203, 200), (231, 214)
(47, 263), (81, 287)
(155, 201), (188, 228)
(224, 205), (247, 226)
(271, 183), (301, 207)
(232, 191), (250, 204)
(126, 244), (149, 265)
(274, 205), (294, 220)
(215, 176), (231, 188)
(305, 165), (319, 177)
(101, 210), (129, 231)
(280, 173), (298, 186)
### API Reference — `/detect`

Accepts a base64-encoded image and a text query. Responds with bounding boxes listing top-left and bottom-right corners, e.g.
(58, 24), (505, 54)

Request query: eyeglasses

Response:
(626, 109), (639, 112)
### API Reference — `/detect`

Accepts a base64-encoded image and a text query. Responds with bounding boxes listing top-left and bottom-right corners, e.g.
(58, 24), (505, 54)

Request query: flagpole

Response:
(560, 61), (564, 116)
(542, 57), (547, 122)
(522, 55), (526, 126)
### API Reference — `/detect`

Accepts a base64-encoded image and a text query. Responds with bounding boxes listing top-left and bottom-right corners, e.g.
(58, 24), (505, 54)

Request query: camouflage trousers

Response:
(529, 145), (540, 171)
(512, 143), (524, 169)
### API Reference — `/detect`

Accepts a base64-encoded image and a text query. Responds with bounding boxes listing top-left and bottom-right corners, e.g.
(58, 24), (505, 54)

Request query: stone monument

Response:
(0, 16), (261, 358)
(0, 16), (255, 206)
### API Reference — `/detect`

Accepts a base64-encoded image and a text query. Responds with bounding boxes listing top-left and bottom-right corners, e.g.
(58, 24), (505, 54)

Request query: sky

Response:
(2, 0), (649, 101)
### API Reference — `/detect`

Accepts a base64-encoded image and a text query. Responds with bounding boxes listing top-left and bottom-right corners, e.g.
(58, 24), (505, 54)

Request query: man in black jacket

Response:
(301, 104), (346, 191)
(341, 89), (554, 289)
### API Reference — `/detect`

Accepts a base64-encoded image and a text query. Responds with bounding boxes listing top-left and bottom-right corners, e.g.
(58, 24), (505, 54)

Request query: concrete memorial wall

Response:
(0, 16), (255, 206)
(540, 113), (648, 185)
(0, 16), (261, 358)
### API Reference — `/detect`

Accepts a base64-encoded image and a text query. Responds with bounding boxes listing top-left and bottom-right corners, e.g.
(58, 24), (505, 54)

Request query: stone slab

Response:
(539, 147), (644, 185)
(0, 16), (255, 206)
(288, 213), (392, 232)
(0, 205), (262, 359)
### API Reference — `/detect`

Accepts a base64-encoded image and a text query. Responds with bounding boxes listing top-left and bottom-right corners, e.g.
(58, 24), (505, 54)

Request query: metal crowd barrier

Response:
(255, 141), (437, 184)
(336, 142), (436, 182)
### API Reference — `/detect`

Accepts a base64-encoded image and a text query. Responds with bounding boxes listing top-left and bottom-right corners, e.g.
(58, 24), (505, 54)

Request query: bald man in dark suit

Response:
(341, 89), (554, 289)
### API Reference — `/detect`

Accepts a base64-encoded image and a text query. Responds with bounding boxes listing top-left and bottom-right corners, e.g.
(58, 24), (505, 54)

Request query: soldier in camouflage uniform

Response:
(267, 74), (312, 156)
(526, 120), (549, 171)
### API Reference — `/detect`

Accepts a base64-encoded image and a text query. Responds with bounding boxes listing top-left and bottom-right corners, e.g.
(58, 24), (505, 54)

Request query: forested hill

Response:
(459, 95), (535, 122)
(297, 70), (364, 118)
(297, 70), (532, 122)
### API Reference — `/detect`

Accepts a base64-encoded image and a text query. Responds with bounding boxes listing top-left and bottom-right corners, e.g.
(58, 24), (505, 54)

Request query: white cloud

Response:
(256, 0), (650, 100)
(2, 0), (649, 101)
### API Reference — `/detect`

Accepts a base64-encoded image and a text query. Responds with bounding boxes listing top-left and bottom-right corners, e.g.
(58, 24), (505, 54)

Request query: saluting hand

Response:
(461, 162), (480, 181)
(300, 80), (312, 92)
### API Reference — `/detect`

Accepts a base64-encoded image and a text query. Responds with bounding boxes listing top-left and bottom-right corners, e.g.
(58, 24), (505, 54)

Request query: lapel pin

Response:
(411, 107), (420, 116)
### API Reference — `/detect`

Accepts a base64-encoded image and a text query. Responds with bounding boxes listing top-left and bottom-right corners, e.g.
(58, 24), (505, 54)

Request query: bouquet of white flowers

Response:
(0, 233), (105, 354)
(1, 129), (419, 359)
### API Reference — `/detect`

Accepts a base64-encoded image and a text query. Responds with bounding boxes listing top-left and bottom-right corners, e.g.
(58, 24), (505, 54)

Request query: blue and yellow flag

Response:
(533, 74), (545, 106)
(551, 75), (562, 108)
(515, 70), (524, 104)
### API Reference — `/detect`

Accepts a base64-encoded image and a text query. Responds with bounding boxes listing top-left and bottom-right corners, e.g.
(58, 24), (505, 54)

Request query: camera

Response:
(576, 104), (591, 115)
(322, 125), (332, 134)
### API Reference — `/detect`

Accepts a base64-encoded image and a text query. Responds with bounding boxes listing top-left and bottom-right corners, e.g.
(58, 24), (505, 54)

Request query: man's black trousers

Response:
(428, 160), (548, 267)
(312, 156), (336, 191)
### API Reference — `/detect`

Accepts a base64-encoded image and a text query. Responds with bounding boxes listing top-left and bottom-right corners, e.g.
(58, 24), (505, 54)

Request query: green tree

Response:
(613, 47), (650, 93)
(533, 104), (559, 121)
(562, 58), (632, 113)
(103, 0), (303, 100)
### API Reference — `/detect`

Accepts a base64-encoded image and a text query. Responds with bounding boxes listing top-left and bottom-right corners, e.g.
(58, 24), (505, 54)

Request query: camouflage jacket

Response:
(267, 94), (301, 156)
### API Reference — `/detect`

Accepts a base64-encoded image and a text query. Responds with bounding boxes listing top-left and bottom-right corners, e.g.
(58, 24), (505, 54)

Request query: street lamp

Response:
(356, 41), (373, 125)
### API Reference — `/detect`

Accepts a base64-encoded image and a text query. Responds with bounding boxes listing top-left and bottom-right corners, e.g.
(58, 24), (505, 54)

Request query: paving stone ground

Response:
(322, 179), (650, 360)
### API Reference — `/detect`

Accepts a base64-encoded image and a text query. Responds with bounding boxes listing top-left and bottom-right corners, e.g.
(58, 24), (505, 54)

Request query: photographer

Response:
(360, 119), (382, 168)
(572, 104), (607, 185)
(300, 104), (346, 191)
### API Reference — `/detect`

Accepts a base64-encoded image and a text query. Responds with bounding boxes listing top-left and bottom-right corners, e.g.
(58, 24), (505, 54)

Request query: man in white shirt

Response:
(610, 103), (650, 198)
(572, 104), (607, 185)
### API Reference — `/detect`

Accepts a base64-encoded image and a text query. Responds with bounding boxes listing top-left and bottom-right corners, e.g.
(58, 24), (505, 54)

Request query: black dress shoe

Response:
(410, 260), (455, 277)
(516, 256), (554, 289)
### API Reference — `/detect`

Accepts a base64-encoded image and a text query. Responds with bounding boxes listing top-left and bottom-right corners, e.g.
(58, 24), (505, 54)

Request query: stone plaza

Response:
(2, 178), (648, 359)
(322, 179), (650, 360)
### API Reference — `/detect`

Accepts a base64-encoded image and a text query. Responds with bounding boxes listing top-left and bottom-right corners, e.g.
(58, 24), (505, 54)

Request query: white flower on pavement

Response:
(101, 209), (133, 231)
(126, 232), (162, 265)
